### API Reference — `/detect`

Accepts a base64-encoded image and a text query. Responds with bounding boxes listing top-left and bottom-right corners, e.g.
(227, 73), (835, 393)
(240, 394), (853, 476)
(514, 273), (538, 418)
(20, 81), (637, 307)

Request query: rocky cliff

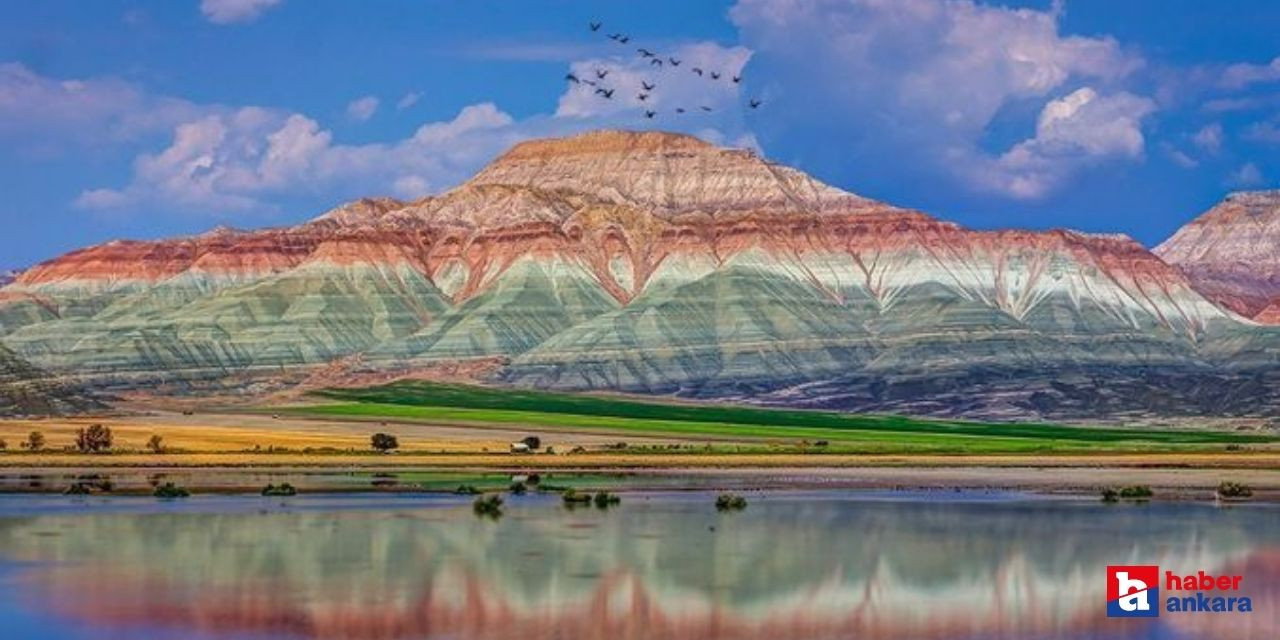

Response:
(2, 130), (1278, 419)
(1155, 190), (1280, 323)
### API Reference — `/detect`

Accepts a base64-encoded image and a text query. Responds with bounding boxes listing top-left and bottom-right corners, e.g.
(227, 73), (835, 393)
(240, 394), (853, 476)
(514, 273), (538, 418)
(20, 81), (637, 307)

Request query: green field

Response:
(281, 382), (1277, 455)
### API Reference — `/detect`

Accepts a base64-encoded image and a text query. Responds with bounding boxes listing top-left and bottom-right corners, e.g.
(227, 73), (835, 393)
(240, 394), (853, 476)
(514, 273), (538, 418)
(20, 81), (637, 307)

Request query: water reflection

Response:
(0, 493), (1276, 639)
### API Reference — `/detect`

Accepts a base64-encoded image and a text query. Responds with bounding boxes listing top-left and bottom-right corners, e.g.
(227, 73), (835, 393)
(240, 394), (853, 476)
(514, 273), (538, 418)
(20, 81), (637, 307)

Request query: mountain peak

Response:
(493, 130), (714, 163)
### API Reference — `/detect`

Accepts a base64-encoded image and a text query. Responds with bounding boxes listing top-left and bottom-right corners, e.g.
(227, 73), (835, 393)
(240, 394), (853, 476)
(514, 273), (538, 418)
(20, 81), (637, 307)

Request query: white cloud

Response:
(395, 92), (421, 111)
(730, 0), (1149, 199)
(1192, 123), (1223, 154)
(345, 95), (380, 122)
(1227, 162), (1265, 188)
(1243, 117), (1280, 144)
(0, 63), (208, 153)
(70, 39), (755, 217)
(556, 42), (752, 119)
(968, 88), (1155, 198)
(1221, 56), (1280, 90)
(1162, 144), (1197, 169)
(200, 0), (283, 25)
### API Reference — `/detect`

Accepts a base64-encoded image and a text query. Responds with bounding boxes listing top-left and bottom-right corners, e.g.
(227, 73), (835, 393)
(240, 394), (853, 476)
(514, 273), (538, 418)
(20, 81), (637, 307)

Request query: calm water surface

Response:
(0, 491), (1276, 640)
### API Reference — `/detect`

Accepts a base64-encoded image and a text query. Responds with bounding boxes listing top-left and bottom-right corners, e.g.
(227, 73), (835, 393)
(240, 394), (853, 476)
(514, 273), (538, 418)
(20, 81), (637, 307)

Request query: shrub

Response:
(1217, 481), (1253, 500)
(146, 434), (165, 454)
(0, 438), (6, 451)
(75, 423), (113, 453)
(64, 483), (93, 495)
(153, 482), (190, 498)
(1101, 488), (1119, 503)
(261, 483), (298, 497)
(521, 436), (542, 450)
(1117, 485), (1153, 499)
(509, 481), (527, 495)
(473, 494), (504, 518)
(593, 491), (621, 508)
(22, 431), (45, 451)
(715, 493), (748, 511)
(454, 484), (481, 495)
(561, 488), (593, 505)
(370, 432), (399, 453)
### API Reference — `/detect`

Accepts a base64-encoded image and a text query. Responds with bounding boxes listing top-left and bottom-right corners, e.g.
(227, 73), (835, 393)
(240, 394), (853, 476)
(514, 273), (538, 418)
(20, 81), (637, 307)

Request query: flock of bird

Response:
(563, 20), (762, 119)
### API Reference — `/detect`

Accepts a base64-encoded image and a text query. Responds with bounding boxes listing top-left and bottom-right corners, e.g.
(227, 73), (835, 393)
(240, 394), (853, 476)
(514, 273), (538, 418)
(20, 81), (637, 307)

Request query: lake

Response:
(0, 491), (1275, 639)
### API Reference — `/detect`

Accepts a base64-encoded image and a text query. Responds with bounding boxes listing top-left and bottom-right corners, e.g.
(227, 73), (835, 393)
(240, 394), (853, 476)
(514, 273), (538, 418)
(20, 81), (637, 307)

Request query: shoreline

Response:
(4, 461), (1280, 502)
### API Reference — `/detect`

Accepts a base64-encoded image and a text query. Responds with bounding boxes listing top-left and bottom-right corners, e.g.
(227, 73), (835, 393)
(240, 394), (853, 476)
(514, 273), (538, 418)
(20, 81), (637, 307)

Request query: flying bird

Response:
(638, 48), (654, 58)
(619, 36), (630, 43)
(565, 73), (580, 84)
(749, 98), (762, 108)
(700, 105), (712, 112)
(732, 75), (741, 84)
(668, 57), (681, 66)
(692, 67), (704, 76)
(583, 79), (598, 87)
(645, 110), (656, 119)
(608, 33), (622, 41)
(595, 68), (609, 79)
(596, 88), (615, 99)
(650, 58), (663, 67)
(641, 81), (655, 91)
(637, 93), (650, 101)
(710, 71), (721, 80)
(589, 21), (602, 31)
(675, 108), (686, 113)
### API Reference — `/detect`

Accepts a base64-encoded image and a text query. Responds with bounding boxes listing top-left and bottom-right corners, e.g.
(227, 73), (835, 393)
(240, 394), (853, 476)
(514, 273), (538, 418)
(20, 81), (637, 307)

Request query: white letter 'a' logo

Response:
(1116, 572), (1150, 612)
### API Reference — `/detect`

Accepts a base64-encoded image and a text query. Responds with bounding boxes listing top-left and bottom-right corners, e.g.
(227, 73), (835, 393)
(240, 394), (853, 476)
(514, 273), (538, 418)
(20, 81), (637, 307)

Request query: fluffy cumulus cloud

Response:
(70, 40), (757, 215)
(1228, 162), (1265, 188)
(200, 0), (283, 25)
(730, 0), (1152, 199)
(970, 88), (1155, 197)
(75, 103), (523, 211)
(345, 95), (380, 122)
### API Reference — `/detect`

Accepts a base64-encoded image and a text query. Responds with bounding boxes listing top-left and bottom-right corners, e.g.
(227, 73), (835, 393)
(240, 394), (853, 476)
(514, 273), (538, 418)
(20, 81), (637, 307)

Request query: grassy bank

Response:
(289, 381), (1276, 455)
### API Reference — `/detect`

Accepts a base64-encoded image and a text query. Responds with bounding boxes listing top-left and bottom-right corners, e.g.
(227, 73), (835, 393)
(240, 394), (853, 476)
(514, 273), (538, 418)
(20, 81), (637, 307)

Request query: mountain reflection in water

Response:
(0, 493), (1276, 640)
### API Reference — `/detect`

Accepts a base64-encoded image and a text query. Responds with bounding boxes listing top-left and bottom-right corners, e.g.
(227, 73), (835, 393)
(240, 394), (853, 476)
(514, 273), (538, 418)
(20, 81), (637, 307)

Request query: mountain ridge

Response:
(1, 130), (1277, 420)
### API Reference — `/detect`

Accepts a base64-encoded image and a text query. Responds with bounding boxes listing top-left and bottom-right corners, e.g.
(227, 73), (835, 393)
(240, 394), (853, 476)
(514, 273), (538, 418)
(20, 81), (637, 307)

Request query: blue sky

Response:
(1, 0), (1278, 269)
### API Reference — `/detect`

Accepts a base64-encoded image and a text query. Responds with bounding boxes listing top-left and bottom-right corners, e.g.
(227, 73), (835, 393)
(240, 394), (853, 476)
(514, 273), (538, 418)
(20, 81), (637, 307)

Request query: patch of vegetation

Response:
(1117, 485), (1154, 500)
(261, 483), (298, 497)
(1101, 488), (1119, 503)
(75, 423), (113, 453)
(370, 432), (399, 453)
(454, 484), (481, 495)
(285, 381), (1278, 455)
(153, 482), (190, 499)
(509, 481), (527, 495)
(715, 493), (748, 511)
(22, 431), (45, 451)
(63, 483), (94, 495)
(1217, 481), (1253, 500)
(146, 434), (165, 454)
(593, 491), (621, 508)
(472, 494), (504, 518)
(561, 488), (593, 506)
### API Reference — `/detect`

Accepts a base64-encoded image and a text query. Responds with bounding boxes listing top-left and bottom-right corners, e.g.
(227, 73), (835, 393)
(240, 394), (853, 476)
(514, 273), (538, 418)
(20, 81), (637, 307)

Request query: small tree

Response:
(22, 431), (45, 451)
(146, 434), (165, 454)
(370, 432), (399, 453)
(520, 436), (542, 450)
(75, 423), (113, 453)
(0, 438), (6, 451)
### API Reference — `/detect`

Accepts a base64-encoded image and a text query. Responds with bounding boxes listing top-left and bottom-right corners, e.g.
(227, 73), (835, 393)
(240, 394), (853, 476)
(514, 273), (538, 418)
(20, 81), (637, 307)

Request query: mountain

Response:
(0, 344), (101, 416)
(2, 130), (1278, 420)
(1155, 190), (1280, 323)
